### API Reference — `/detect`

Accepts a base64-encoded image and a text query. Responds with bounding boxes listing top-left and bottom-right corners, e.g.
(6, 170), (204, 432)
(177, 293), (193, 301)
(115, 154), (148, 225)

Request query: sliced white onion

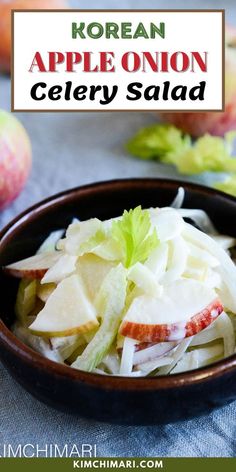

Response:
(170, 187), (185, 209)
(186, 242), (219, 268)
(171, 344), (224, 374)
(126, 371), (143, 377)
(178, 209), (218, 235)
(150, 208), (184, 242)
(13, 324), (63, 363)
(145, 243), (168, 281)
(133, 342), (177, 366)
(215, 312), (235, 357)
(229, 314), (236, 331)
(137, 356), (173, 374)
(128, 262), (163, 297)
(50, 334), (84, 361)
(183, 223), (236, 312)
(156, 337), (192, 376)
(215, 278), (236, 313)
(195, 344), (223, 364)
(92, 368), (106, 375)
(184, 256), (208, 282)
(204, 269), (222, 290)
(190, 322), (220, 346)
(171, 350), (199, 374)
(113, 371), (143, 377)
(119, 337), (136, 375)
(160, 236), (188, 284)
(211, 235), (236, 251)
(101, 349), (120, 375)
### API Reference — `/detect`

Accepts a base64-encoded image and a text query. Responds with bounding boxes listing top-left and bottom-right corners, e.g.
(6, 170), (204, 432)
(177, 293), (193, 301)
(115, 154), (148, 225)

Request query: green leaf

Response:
(111, 206), (159, 268)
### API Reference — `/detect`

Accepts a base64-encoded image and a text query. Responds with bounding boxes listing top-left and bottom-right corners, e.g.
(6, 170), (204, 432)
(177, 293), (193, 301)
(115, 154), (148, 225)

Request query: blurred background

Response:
(0, 0), (236, 459)
(0, 0), (236, 230)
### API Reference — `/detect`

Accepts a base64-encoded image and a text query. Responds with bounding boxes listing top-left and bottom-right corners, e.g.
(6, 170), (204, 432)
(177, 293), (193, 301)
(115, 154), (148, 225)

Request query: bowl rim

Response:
(1, 177), (236, 392)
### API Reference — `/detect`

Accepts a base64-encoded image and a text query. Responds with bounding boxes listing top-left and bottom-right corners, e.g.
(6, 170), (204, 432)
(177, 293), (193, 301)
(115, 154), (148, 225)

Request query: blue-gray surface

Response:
(0, 0), (236, 459)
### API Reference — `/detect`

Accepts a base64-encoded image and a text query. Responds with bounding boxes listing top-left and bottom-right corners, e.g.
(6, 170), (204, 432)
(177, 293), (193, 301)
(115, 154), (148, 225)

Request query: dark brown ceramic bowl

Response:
(0, 178), (236, 425)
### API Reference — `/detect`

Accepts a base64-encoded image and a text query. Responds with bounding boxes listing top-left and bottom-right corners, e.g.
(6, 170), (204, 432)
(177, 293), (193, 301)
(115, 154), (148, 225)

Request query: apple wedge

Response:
(37, 283), (56, 302)
(120, 279), (223, 342)
(4, 251), (61, 279)
(29, 274), (99, 337)
(77, 253), (115, 301)
(41, 254), (77, 284)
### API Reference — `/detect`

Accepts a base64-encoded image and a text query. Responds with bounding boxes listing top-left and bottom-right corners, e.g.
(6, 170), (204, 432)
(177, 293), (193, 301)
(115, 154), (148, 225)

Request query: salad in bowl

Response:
(4, 188), (236, 377)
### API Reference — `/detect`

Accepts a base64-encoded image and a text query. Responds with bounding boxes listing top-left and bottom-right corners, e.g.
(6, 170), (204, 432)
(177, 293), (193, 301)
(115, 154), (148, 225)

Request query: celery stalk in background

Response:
(167, 132), (236, 174)
(126, 124), (191, 160)
(126, 124), (236, 176)
(214, 175), (236, 197)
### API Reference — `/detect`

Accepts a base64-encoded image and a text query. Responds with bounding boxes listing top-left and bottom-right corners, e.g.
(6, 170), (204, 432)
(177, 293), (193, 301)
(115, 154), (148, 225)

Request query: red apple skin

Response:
(135, 342), (156, 352)
(0, 110), (32, 210)
(0, 0), (69, 73)
(158, 25), (236, 137)
(120, 299), (223, 343)
(4, 268), (47, 279)
(4, 252), (61, 278)
(159, 101), (236, 139)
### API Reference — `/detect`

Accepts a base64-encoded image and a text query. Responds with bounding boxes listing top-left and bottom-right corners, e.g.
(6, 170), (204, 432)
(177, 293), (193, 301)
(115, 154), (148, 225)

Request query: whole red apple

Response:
(0, 0), (69, 73)
(0, 110), (31, 210)
(159, 25), (236, 137)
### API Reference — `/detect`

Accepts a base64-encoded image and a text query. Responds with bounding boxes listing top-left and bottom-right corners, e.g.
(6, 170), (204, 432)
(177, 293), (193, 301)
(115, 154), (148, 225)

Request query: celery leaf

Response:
(111, 206), (159, 268)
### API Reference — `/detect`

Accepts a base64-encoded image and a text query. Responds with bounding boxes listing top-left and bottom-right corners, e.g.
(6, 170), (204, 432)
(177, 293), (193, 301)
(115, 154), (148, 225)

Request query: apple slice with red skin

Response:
(4, 251), (61, 280)
(120, 279), (224, 343)
(120, 299), (223, 343)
